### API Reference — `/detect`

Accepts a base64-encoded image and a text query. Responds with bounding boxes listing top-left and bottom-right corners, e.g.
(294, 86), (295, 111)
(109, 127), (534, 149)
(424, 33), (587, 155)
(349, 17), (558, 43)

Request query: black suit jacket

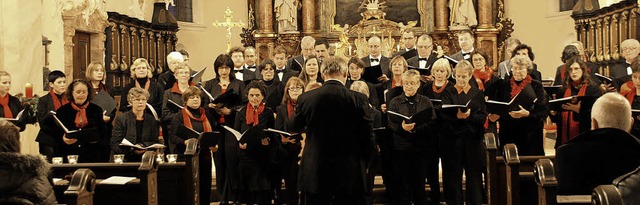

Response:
(110, 111), (160, 154)
(234, 66), (257, 82)
(276, 66), (300, 84)
(36, 93), (64, 145)
(556, 128), (640, 195)
(287, 55), (306, 72)
(393, 48), (417, 59)
(450, 50), (471, 63)
(610, 62), (631, 79)
(293, 80), (375, 194)
(361, 55), (391, 77)
(406, 53), (439, 69)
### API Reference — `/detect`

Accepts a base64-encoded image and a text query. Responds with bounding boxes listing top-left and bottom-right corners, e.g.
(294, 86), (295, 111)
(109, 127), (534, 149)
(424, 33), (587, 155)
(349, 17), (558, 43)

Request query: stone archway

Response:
(61, 1), (109, 80)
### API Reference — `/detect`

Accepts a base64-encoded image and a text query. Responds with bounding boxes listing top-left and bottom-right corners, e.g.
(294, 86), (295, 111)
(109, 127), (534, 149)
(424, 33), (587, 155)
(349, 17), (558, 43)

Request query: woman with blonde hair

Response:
(119, 58), (164, 114)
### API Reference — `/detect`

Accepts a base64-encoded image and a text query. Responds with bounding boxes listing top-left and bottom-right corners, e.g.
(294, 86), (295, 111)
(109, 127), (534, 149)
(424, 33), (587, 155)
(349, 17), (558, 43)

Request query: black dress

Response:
(118, 78), (164, 114)
(274, 103), (302, 205)
(551, 83), (602, 148)
(53, 102), (108, 162)
(440, 86), (487, 205)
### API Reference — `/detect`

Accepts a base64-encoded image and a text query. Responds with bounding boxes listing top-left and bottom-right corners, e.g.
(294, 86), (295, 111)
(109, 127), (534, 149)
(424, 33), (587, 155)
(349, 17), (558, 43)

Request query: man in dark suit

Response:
(229, 46), (256, 82)
(315, 39), (330, 65)
(611, 39), (640, 79)
(555, 93), (640, 195)
(393, 30), (417, 59)
(273, 46), (299, 84)
(293, 57), (375, 205)
(243, 46), (261, 80)
(406, 35), (439, 71)
(450, 30), (474, 62)
(287, 36), (316, 72)
(361, 36), (391, 82)
(157, 51), (184, 90)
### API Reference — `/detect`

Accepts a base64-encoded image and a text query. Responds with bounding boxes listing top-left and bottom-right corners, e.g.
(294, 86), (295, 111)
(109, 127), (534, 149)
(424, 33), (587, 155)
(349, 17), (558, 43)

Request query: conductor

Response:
(293, 57), (375, 204)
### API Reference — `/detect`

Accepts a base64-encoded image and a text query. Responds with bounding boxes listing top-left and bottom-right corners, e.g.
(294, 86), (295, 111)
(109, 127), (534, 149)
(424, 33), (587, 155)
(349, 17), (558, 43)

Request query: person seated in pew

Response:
(274, 77), (305, 205)
(555, 92), (640, 195)
(440, 61), (487, 205)
(387, 69), (436, 205)
(111, 87), (161, 162)
(550, 56), (603, 149)
(0, 71), (28, 131)
(119, 58), (164, 115)
(169, 86), (218, 205)
(0, 119), (57, 204)
(36, 70), (68, 161)
(620, 56), (640, 137)
(487, 55), (549, 156)
(226, 81), (275, 204)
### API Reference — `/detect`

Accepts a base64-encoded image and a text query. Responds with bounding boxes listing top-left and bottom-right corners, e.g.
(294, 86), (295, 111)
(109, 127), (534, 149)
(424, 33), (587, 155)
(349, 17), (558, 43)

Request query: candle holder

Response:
(113, 154), (125, 164)
(67, 155), (78, 164)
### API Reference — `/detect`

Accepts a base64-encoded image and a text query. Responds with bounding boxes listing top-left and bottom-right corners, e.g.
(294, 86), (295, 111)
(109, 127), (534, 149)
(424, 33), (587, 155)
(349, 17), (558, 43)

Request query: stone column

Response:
(302, 0), (315, 34)
(434, 0), (448, 32)
(477, 0), (493, 29)
(257, 0), (274, 33)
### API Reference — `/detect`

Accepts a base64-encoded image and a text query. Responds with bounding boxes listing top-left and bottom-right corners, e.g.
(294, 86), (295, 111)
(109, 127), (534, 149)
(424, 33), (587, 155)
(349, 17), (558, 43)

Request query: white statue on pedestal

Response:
(449, 0), (478, 27)
(274, 0), (299, 33)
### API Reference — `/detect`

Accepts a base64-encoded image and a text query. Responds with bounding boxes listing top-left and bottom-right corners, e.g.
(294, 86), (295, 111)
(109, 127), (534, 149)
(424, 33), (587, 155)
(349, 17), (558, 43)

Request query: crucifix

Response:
(213, 7), (245, 52)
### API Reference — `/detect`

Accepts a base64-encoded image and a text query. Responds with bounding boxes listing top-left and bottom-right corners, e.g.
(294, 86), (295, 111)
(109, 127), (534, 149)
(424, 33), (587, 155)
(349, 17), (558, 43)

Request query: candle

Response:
(25, 83), (33, 98)
(349, 45), (352, 55)
(397, 44), (400, 52)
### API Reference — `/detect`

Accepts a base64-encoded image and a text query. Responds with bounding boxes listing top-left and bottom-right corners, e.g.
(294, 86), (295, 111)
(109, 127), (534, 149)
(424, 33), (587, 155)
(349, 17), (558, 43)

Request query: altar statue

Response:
(275, 0), (299, 33)
(449, 0), (478, 27)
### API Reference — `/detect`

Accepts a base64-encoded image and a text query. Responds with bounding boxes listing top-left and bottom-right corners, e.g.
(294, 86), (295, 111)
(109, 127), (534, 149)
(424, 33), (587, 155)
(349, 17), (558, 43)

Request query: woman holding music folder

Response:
(36, 71), (68, 160)
(274, 76), (305, 205)
(85, 62), (116, 128)
(225, 81), (275, 204)
(550, 56), (602, 148)
(204, 54), (244, 126)
(298, 55), (323, 87)
(0, 71), (27, 131)
(387, 69), (435, 204)
(620, 56), (640, 137)
(111, 87), (162, 162)
(486, 55), (548, 156)
(169, 86), (218, 205)
(440, 61), (486, 205)
(377, 55), (411, 112)
(119, 58), (164, 114)
(162, 64), (194, 152)
(53, 79), (108, 162)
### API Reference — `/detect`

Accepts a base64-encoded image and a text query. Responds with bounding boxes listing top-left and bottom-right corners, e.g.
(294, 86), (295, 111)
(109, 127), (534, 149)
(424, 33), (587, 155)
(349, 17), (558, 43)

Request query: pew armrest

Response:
(138, 151), (158, 172)
(504, 143), (520, 165)
(484, 132), (497, 150)
(64, 168), (96, 205)
(534, 159), (557, 187)
(592, 185), (623, 205)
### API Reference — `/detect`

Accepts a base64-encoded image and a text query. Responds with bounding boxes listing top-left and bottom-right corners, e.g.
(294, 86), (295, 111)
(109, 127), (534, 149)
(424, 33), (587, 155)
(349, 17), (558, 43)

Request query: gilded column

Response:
(434, 0), (448, 32)
(302, 0), (315, 34)
(477, 0), (493, 29)
(257, 0), (274, 33)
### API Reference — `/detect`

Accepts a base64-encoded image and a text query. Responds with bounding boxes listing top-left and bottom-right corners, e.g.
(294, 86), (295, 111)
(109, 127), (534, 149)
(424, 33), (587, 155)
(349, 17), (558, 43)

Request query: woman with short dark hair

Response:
(111, 87), (161, 162)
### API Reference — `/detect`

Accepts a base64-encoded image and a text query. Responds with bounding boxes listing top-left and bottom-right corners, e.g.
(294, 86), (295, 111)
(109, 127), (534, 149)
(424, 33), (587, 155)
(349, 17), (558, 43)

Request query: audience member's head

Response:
(167, 51), (185, 72)
(0, 119), (20, 153)
(368, 36), (382, 57)
(591, 92), (633, 132)
(621, 39), (640, 63)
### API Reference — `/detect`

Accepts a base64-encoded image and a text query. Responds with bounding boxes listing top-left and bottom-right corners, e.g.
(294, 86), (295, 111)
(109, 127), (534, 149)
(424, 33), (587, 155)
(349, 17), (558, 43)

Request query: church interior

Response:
(1, 0), (639, 204)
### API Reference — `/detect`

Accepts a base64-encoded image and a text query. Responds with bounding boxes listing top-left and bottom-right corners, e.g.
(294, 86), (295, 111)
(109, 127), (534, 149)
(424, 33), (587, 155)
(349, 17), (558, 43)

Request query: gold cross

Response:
(212, 7), (245, 52)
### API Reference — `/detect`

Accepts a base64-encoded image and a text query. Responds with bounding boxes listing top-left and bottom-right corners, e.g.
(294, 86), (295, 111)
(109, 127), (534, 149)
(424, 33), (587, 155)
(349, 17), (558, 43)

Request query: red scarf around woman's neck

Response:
(135, 78), (151, 91)
(71, 102), (89, 128)
(182, 107), (213, 132)
(246, 102), (265, 126)
(560, 82), (588, 145)
(510, 75), (533, 98)
(287, 100), (296, 118)
(170, 82), (194, 94)
(432, 80), (448, 94)
(621, 81), (636, 104)
(473, 66), (493, 90)
(454, 84), (471, 94)
(50, 88), (69, 110)
(0, 94), (12, 118)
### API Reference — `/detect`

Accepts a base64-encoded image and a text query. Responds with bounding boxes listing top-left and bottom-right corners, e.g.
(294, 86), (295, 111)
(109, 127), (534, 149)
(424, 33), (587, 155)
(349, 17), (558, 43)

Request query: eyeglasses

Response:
(622, 47), (638, 52)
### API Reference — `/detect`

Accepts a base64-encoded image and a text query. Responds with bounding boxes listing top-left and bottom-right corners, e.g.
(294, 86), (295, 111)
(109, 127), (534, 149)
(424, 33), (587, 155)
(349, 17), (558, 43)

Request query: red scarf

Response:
(560, 83), (588, 145)
(71, 102), (89, 128)
(0, 94), (12, 118)
(432, 80), (448, 94)
(170, 82), (194, 94)
(510, 75), (533, 98)
(454, 84), (471, 94)
(182, 107), (213, 133)
(287, 100), (296, 118)
(620, 81), (636, 104)
(473, 66), (493, 91)
(50, 88), (69, 110)
(246, 102), (265, 126)
(135, 78), (150, 91)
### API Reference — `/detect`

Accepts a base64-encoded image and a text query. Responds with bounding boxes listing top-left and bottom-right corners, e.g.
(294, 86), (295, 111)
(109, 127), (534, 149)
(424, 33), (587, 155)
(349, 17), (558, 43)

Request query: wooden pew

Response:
(534, 158), (594, 204)
(52, 151), (158, 205)
(52, 139), (200, 205)
(484, 133), (505, 205)
(503, 143), (556, 205)
(63, 168), (97, 205)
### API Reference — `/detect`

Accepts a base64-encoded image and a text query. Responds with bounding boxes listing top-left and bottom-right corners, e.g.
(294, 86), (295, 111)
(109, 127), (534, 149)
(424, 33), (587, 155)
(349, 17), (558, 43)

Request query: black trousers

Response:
(302, 192), (367, 205)
(441, 137), (483, 205)
(199, 150), (212, 205)
(280, 150), (300, 205)
(390, 149), (428, 205)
